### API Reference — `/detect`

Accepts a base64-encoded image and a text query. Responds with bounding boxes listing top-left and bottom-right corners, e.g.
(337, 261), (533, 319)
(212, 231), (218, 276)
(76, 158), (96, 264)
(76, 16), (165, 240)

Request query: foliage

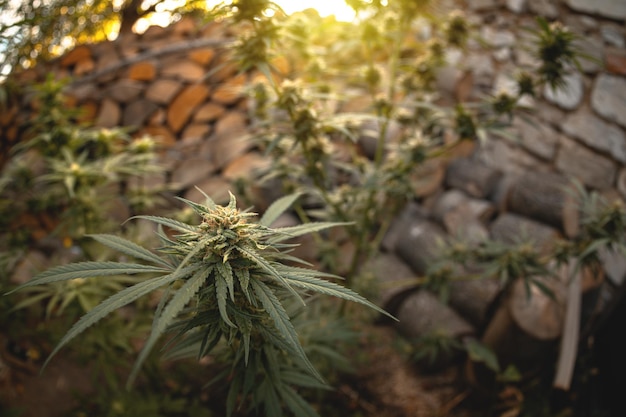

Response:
(0, 0), (206, 77)
(0, 75), (164, 243)
(8, 191), (392, 416)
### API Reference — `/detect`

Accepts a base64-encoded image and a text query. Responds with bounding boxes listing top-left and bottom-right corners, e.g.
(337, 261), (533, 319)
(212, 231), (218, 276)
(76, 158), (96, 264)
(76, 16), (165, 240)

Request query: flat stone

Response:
(146, 79), (182, 105)
(490, 212), (560, 250)
(194, 102), (226, 122)
(591, 74), (626, 129)
(10, 250), (48, 285)
(395, 217), (447, 275)
(181, 123), (211, 141)
(606, 48), (626, 76)
(601, 24), (625, 48)
(574, 36), (603, 74)
(528, 0), (559, 17)
(214, 110), (247, 136)
(167, 84), (211, 133)
(599, 247), (626, 286)
(128, 61), (157, 81)
(140, 126), (176, 147)
(513, 115), (559, 160)
(481, 27), (516, 48)
(467, 0), (498, 10)
(202, 131), (253, 171)
(506, 0), (527, 13)
(184, 176), (231, 205)
(556, 136), (617, 190)
(478, 137), (546, 175)
(170, 157), (216, 190)
(565, 0), (626, 19)
(123, 99), (159, 127)
(189, 48), (216, 66)
(212, 73), (247, 105)
(361, 253), (418, 311)
(543, 72), (584, 110)
(618, 168), (626, 199)
(222, 152), (270, 181)
(562, 108), (626, 163)
(60, 45), (92, 67)
(95, 98), (121, 128)
(162, 60), (206, 82)
(396, 290), (475, 340)
(107, 79), (144, 103)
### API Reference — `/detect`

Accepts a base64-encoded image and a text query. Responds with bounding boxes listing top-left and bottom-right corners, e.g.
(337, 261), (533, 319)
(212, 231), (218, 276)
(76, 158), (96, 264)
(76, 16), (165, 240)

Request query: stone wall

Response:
(460, 0), (626, 200)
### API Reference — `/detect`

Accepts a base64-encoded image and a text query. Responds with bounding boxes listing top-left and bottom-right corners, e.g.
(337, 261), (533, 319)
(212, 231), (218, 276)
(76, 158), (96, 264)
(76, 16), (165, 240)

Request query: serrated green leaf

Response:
(88, 234), (172, 268)
(280, 268), (396, 320)
(465, 339), (500, 373)
(216, 262), (235, 302)
(235, 267), (251, 302)
(259, 193), (302, 227)
(250, 280), (322, 382)
(128, 265), (211, 387)
(281, 385), (320, 417)
(236, 245), (304, 305)
(216, 273), (236, 328)
(44, 265), (200, 371)
(6, 262), (169, 294)
(130, 215), (199, 234)
(268, 222), (352, 243)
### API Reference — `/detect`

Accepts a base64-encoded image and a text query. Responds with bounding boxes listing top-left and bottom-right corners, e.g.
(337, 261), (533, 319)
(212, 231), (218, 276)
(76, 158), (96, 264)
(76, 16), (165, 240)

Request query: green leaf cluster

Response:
(8, 191), (391, 416)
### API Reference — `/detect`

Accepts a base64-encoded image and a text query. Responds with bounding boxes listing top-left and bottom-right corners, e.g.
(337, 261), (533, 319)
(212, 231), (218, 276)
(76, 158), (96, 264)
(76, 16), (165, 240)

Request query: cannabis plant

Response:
(8, 191), (391, 416)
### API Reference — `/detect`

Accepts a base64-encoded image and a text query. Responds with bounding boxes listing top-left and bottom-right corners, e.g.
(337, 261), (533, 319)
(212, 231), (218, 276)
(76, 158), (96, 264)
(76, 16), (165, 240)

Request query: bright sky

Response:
(138, 0), (356, 32)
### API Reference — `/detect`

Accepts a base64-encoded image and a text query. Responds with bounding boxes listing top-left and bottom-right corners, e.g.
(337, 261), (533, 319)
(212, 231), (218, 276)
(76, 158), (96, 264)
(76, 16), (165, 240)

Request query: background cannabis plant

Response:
(8, 191), (392, 416)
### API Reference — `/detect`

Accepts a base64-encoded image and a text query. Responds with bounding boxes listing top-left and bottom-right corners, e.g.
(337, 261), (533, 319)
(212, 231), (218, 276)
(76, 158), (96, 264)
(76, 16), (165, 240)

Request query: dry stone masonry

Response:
(4, 0), (626, 390)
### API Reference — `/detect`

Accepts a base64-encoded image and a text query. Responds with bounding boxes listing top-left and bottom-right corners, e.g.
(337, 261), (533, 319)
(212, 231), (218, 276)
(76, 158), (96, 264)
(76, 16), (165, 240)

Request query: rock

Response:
(506, 0), (526, 13)
(481, 27), (516, 48)
(396, 290), (475, 340)
(202, 130), (253, 171)
(170, 157), (216, 190)
(167, 84), (211, 133)
(543, 72), (584, 110)
(513, 115), (559, 160)
(410, 158), (446, 198)
(362, 253), (418, 312)
(161, 60), (206, 81)
(194, 102), (226, 122)
(10, 250), (48, 285)
(183, 176), (231, 205)
(490, 212), (560, 251)
(222, 152), (270, 181)
(382, 202), (429, 252)
(128, 61), (157, 81)
(95, 98), (121, 128)
(591, 74), (626, 129)
(528, 0), (559, 18)
(467, 0), (498, 11)
(146, 79), (183, 104)
(599, 247), (626, 286)
(213, 110), (247, 136)
(123, 99), (159, 127)
(556, 136), (618, 190)
(565, 0), (626, 20)
(181, 123), (212, 141)
(189, 48), (216, 66)
(107, 79), (144, 103)
(605, 48), (626, 76)
(619, 168), (626, 200)
(141, 126), (176, 148)
(445, 157), (501, 199)
(60, 45), (92, 67)
(601, 24), (625, 48)
(211, 73), (247, 105)
(562, 107), (626, 163)
(574, 36), (603, 74)
(395, 217), (447, 275)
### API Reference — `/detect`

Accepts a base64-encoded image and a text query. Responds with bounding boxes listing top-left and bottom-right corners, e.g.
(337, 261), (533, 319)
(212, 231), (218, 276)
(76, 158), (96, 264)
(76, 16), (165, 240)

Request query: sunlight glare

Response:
(205, 0), (356, 21)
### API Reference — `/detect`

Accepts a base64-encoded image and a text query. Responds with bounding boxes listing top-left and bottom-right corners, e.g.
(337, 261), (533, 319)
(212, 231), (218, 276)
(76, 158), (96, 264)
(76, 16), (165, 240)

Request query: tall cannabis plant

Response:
(8, 191), (391, 416)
